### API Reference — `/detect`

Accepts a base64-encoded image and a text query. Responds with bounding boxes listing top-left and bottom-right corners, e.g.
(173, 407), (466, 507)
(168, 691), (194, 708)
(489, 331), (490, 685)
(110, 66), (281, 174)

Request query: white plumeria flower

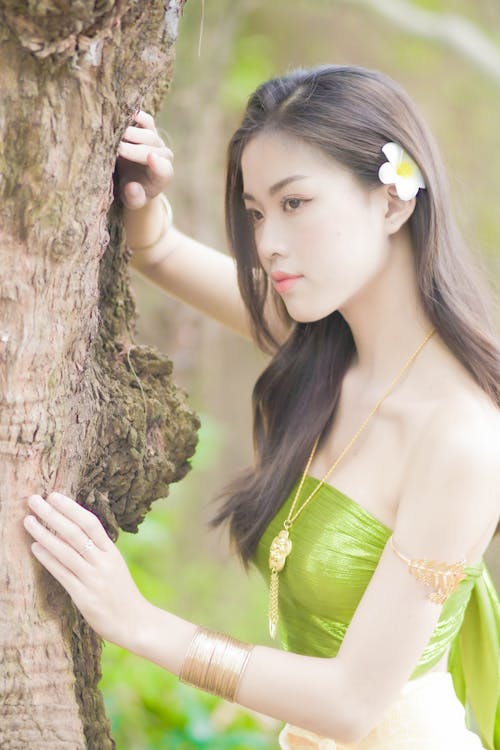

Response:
(278, 723), (337, 750)
(378, 142), (426, 201)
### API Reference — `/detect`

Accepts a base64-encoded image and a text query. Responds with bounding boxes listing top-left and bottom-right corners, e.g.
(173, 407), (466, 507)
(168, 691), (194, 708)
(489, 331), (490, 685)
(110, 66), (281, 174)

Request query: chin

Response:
(287, 308), (337, 324)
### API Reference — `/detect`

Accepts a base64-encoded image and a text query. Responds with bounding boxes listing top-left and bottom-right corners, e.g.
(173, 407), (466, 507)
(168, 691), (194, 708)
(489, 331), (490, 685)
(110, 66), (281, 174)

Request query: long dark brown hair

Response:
(208, 64), (500, 568)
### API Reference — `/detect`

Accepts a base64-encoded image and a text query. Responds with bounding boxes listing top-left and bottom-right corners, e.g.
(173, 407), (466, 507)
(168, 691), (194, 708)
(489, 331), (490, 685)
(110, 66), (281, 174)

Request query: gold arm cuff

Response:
(390, 535), (466, 604)
(179, 626), (254, 703)
(128, 193), (173, 268)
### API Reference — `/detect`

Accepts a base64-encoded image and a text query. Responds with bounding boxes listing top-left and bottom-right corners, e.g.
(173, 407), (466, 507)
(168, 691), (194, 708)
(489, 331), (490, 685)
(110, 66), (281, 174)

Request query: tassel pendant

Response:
(268, 529), (292, 639)
(268, 570), (279, 639)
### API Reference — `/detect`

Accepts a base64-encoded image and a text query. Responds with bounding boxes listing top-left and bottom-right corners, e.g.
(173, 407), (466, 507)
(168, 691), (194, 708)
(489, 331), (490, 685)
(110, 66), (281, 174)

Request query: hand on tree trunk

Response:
(117, 109), (174, 209)
(24, 492), (151, 650)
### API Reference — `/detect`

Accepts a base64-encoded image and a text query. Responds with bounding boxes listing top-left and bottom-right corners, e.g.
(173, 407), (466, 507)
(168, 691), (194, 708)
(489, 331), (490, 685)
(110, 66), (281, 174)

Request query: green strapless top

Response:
(252, 476), (500, 750)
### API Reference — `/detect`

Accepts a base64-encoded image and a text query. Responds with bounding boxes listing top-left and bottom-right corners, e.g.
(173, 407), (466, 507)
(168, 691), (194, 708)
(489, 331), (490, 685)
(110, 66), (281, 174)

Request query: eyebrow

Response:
(241, 175), (309, 201)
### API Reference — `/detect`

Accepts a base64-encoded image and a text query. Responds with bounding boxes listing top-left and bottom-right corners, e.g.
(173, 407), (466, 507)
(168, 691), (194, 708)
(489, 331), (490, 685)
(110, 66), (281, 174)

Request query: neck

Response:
(338, 230), (437, 393)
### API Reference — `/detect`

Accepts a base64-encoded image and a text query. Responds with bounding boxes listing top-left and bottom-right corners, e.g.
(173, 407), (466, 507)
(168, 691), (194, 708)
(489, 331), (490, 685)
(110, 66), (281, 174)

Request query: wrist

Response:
(129, 600), (198, 676)
(125, 194), (174, 269)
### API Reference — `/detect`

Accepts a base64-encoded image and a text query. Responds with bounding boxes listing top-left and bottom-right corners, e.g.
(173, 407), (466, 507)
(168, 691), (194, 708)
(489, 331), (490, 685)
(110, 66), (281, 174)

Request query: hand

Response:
(23, 492), (150, 650)
(116, 109), (174, 210)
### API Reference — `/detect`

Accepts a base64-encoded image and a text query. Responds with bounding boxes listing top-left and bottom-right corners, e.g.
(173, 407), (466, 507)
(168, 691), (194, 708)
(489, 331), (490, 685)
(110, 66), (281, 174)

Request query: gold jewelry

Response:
(128, 193), (173, 267)
(179, 626), (254, 702)
(268, 327), (437, 639)
(389, 536), (466, 604)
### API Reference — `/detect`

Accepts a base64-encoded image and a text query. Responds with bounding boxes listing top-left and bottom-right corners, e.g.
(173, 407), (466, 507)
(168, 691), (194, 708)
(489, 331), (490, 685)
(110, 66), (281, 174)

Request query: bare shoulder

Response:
(395, 390), (499, 564)
(423, 390), (500, 463)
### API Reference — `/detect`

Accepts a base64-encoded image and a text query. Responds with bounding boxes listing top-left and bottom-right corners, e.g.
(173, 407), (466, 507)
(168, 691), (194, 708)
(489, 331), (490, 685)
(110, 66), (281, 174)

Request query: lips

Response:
(271, 270), (303, 294)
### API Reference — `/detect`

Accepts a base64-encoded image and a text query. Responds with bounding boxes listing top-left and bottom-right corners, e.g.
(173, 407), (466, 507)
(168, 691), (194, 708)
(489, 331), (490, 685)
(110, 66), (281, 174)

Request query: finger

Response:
(24, 515), (92, 579)
(121, 180), (147, 210)
(30, 492), (113, 551)
(133, 109), (157, 132)
(31, 542), (85, 599)
(47, 492), (112, 550)
(122, 125), (166, 150)
(26, 495), (102, 562)
(147, 151), (174, 181)
(117, 141), (173, 166)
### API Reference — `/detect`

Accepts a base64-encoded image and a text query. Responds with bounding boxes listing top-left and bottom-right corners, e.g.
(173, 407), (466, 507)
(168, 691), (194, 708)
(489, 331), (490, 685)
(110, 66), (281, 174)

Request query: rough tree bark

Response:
(0, 2), (199, 747)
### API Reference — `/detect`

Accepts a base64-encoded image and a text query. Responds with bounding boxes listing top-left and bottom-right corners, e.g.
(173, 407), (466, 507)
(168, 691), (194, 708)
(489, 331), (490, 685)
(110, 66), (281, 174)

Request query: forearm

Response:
(132, 601), (357, 744)
(122, 196), (252, 339)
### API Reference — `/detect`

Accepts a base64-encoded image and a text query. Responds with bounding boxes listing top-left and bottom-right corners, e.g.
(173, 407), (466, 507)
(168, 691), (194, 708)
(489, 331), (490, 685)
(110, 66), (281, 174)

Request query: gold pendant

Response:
(269, 529), (292, 572)
(268, 529), (292, 639)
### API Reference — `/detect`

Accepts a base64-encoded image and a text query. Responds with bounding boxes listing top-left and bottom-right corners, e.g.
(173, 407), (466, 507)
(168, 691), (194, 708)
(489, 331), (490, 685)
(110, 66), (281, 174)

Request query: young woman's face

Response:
(240, 131), (391, 322)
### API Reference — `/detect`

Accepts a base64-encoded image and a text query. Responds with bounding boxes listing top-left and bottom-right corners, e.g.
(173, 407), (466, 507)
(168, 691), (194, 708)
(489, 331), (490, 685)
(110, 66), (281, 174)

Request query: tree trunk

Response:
(0, 2), (198, 747)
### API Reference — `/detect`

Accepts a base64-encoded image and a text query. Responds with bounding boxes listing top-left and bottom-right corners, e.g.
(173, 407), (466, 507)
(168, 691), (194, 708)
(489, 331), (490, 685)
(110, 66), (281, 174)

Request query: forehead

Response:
(240, 130), (351, 194)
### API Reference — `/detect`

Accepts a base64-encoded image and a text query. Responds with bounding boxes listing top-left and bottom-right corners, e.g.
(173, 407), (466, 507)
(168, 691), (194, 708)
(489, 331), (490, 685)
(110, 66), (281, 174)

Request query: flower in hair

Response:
(378, 142), (426, 200)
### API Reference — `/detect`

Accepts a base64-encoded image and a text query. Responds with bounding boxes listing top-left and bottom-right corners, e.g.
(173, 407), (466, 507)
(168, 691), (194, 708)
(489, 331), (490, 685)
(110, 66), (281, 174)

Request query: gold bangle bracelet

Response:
(128, 193), (173, 267)
(179, 626), (254, 703)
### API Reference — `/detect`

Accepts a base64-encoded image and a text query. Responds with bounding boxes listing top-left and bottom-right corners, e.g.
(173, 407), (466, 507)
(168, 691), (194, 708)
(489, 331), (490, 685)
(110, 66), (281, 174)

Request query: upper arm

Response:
(331, 409), (500, 742)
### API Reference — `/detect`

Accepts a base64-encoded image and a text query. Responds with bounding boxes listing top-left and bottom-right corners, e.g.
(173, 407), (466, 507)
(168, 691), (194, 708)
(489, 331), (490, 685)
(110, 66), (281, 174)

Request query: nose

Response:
(255, 222), (287, 265)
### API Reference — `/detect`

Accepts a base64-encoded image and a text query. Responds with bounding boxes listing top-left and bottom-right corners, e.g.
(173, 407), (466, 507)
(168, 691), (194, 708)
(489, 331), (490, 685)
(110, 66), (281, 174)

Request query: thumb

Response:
(122, 181), (147, 210)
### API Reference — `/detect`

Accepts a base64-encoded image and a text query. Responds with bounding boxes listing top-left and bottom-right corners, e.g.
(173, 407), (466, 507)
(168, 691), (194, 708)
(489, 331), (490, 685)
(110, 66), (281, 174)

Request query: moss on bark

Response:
(0, 1), (197, 746)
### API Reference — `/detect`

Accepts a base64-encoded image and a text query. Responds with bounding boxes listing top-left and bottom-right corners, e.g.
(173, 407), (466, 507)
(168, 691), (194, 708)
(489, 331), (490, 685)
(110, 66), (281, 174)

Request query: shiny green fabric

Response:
(252, 476), (499, 750)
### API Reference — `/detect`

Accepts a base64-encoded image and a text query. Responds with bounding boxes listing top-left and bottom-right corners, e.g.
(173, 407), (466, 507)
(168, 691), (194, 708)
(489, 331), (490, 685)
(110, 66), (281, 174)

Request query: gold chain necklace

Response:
(268, 326), (436, 639)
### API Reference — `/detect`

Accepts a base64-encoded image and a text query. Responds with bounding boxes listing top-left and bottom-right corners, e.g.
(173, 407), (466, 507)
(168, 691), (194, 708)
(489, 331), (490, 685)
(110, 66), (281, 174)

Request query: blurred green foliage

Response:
(220, 35), (274, 112)
(102, 653), (275, 750)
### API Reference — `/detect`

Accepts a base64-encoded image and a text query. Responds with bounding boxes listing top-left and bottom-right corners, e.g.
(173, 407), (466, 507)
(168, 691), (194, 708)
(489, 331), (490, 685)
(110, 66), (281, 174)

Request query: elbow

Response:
(321, 668), (374, 745)
(313, 692), (369, 745)
(329, 713), (369, 747)
(332, 689), (381, 745)
(339, 720), (371, 746)
(306, 657), (381, 745)
(333, 700), (380, 745)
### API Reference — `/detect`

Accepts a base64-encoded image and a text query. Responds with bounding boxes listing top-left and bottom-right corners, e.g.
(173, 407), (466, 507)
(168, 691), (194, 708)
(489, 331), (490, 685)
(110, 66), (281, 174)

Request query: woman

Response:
(23, 65), (499, 749)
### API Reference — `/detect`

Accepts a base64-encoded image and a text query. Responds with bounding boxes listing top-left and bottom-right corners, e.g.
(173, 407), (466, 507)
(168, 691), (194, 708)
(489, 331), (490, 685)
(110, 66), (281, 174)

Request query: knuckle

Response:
(70, 530), (83, 548)
(85, 513), (102, 535)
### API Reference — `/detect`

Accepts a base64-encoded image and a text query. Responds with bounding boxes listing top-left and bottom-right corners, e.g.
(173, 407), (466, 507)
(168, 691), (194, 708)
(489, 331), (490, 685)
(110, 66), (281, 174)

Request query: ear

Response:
(383, 184), (416, 235)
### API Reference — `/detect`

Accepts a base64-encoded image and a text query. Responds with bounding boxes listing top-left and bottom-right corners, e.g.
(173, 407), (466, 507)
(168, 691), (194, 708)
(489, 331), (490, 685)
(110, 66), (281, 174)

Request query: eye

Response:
(281, 197), (308, 212)
(246, 208), (263, 224)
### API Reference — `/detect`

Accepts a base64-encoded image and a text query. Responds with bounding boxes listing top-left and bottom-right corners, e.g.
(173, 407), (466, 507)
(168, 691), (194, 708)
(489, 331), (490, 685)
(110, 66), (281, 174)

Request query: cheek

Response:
(312, 217), (386, 284)
(297, 218), (334, 264)
(304, 200), (366, 256)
